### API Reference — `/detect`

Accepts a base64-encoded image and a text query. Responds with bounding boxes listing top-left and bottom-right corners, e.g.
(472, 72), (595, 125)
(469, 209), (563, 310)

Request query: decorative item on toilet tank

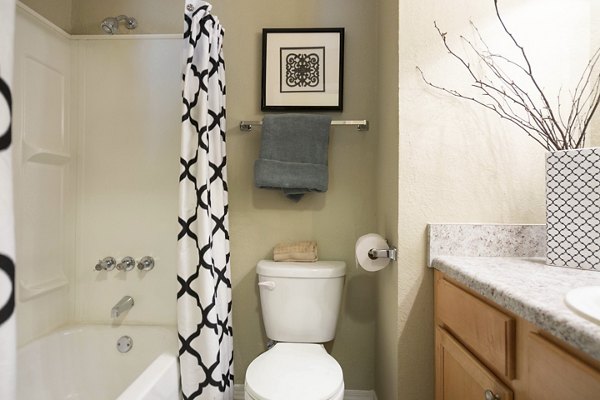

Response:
(546, 148), (600, 271)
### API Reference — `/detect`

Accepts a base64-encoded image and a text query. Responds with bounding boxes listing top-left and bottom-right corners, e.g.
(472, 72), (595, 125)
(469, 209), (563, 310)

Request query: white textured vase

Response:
(546, 147), (600, 271)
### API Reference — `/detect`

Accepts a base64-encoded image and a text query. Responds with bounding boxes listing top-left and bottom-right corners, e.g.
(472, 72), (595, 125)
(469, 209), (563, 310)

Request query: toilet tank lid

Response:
(257, 260), (346, 278)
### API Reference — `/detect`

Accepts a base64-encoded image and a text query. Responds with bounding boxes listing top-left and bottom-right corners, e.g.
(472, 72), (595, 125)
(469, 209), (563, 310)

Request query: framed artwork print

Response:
(261, 28), (344, 111)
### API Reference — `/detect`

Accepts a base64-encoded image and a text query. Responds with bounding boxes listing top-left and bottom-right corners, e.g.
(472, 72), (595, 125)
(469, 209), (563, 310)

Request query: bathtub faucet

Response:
(111, 296), (134, 318)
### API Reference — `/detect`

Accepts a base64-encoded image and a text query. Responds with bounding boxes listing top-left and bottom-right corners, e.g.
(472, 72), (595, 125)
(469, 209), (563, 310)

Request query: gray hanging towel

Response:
(254, 114), (332, 201)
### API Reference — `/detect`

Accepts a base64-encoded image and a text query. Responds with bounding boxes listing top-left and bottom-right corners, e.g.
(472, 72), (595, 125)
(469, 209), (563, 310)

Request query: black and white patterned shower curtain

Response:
(0, 0), (16, 399)
(177, 1), (233, 399)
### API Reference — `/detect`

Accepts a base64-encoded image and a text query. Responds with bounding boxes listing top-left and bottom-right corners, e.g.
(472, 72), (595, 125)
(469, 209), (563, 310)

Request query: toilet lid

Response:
(245, 343), (344, 400)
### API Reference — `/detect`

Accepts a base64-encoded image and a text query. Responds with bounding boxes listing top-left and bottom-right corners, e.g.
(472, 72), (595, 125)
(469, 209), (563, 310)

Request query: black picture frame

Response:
(261, 28), (344, 112)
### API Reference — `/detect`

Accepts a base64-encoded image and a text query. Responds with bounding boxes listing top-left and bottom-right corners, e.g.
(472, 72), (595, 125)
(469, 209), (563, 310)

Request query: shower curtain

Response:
(0, 0), (16, 399)
(177, 1), (233, 399)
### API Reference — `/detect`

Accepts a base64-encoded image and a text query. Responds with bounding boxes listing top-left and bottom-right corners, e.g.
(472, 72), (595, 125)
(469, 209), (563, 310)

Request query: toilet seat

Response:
(245, 343), (344, 400)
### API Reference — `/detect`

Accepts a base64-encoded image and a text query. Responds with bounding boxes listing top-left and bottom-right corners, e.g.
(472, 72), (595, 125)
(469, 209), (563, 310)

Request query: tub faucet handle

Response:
(137, 256), (155, 271)
(95, 256), (116, 271)
(116, 256), (135, 271)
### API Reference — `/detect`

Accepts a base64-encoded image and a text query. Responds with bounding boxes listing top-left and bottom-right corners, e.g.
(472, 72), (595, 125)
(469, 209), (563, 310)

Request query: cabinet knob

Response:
(484, 390), (500, 400)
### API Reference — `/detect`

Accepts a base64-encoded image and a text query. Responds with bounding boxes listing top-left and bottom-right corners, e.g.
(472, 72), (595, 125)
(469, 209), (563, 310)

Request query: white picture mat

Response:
(264, 31), (341, 107)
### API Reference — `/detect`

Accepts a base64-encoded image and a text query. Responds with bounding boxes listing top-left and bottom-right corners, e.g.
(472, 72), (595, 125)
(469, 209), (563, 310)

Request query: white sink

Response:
(565, 286), (600, 325)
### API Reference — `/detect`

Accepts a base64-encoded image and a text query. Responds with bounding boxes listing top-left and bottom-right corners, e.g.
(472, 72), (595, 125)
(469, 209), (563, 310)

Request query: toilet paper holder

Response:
(368, 246), (397, 261)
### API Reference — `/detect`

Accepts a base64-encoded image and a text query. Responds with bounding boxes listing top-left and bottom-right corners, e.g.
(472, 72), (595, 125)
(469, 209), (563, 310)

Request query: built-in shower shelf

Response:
(19, 275), (69, 301)
(22, 142), (71, 165)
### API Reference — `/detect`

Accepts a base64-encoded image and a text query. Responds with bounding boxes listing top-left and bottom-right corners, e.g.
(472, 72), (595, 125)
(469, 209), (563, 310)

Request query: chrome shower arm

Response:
(116, 15), (138, 29)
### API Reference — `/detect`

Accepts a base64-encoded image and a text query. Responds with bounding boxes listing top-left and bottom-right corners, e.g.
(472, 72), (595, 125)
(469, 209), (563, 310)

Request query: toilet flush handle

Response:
(258, 281), (276, 290)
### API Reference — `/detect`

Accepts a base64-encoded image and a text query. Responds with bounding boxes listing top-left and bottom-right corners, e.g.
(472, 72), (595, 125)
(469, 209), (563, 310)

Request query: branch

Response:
(571, 48), (600, 147)
(575, 76), (600, 148)
(418, 1), (600, 151)
(417, 66), (553, 151)
(427, 22), (560, 149)
(493, 0), (566, 141)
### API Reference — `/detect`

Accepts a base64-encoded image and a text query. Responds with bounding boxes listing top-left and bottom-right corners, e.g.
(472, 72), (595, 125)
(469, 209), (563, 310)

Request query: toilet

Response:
(244, 260), (346, 400)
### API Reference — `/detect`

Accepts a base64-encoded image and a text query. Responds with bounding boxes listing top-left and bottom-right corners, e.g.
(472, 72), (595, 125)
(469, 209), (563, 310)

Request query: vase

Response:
(546, 147), (600, 271)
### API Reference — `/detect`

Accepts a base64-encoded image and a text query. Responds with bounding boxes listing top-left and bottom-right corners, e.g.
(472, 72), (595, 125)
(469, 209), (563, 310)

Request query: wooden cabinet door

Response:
(436, 275), (516, 380)
(527, 333), (600, 400)
(436, 327), (513, 400)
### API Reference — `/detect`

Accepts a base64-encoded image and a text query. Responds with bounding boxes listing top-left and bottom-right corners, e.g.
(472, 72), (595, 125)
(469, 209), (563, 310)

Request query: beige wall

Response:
(375, 0), (399, 399)
(397, 0), (592, 399)
(20, 0), (72, 32)
(217, 0), (379, 389)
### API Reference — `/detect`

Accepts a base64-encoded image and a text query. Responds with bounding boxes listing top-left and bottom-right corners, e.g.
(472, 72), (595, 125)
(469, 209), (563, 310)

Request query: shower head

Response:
(100, 15), (137, 35)
(101, 17), (118, 34)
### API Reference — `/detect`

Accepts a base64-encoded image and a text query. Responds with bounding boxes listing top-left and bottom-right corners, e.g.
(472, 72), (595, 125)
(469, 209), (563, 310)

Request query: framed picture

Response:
(261, 28), (344, 111)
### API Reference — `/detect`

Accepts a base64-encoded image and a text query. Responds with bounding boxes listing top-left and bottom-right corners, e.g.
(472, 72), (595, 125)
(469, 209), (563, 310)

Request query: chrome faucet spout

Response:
(111, 295), (134, 318)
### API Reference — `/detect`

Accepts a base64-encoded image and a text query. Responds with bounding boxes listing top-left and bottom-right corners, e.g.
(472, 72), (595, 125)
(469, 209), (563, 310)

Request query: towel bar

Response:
(240, 119), (369, 132)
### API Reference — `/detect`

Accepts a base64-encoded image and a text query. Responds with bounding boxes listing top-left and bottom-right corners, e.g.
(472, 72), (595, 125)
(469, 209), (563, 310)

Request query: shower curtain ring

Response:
(186, 4), (195, 12)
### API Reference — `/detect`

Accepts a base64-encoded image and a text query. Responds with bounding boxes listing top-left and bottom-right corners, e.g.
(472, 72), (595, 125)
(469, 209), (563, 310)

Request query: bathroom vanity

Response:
(432, 257), (600, 400)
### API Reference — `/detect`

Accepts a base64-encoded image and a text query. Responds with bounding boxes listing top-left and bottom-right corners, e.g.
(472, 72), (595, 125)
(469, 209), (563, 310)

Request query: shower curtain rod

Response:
(239, 119), (369, 132)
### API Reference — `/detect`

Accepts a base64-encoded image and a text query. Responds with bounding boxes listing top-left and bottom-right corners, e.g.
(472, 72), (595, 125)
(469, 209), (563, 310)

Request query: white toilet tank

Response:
(256, 260), (346, 343)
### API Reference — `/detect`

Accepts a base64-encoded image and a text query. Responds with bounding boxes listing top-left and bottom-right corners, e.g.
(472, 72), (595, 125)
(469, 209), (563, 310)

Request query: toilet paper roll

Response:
(355, 233), (390, 272)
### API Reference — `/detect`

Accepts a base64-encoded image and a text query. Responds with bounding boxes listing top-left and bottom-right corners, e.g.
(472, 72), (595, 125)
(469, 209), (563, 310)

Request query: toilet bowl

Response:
(245, 343), (344, 400)
(244, 260), (346, 400)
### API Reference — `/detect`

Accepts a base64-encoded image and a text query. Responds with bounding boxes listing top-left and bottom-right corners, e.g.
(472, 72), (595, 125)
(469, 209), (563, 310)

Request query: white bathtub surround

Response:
(17, 324), (177, 400)
(13, 0), (181, 340)
(0, 0), (16, 398)
(13, 3), (77, 347)
(547, 148), (600, 271)
(178, 1), (233, 398)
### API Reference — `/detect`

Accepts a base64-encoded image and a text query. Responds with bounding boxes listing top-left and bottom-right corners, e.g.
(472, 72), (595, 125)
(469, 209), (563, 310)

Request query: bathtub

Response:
(17, 324), (180, 400)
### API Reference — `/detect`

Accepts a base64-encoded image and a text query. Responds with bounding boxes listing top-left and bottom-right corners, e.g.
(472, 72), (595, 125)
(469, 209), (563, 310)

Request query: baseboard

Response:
(234, 384), (245, 400)
(345, 389), (378, 400)
(233, 384), (376, 399)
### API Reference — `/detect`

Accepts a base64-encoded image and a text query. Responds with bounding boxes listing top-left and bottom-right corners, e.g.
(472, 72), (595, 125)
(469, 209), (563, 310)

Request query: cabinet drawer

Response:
(436, 276), (515, 380)
(528, 333), (600, 400)
(436, 327), (513, 400)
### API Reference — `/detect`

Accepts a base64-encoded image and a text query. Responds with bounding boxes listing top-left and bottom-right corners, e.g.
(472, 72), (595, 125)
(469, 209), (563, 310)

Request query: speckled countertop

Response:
(432, 256), (600, 361)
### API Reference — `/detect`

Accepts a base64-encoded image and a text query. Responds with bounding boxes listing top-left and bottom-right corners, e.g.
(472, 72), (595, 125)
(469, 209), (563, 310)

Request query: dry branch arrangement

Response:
(418, 0), (600, 151)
